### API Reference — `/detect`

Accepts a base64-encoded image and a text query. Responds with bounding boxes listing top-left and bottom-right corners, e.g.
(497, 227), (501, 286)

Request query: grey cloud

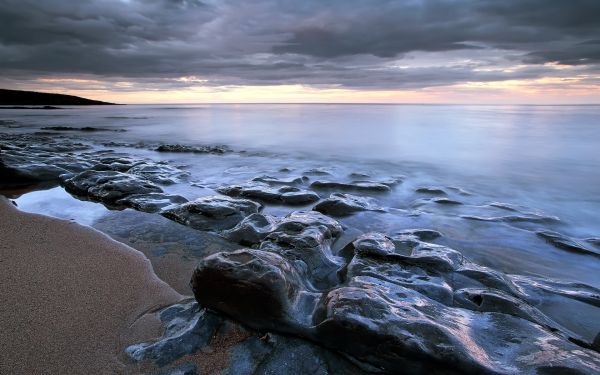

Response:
(0, 0), (599, 91)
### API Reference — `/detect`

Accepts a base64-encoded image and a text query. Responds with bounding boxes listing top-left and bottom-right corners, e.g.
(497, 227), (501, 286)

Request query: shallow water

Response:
(4, 104), (599, 233)
(4, 103), (600, 362)
(2, 105), (598, 280)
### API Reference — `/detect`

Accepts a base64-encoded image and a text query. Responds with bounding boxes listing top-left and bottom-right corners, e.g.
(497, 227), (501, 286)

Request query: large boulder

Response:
(189, 230), (600, 374)
(314, 276), (600, 374)
(191, 249), (310, 331)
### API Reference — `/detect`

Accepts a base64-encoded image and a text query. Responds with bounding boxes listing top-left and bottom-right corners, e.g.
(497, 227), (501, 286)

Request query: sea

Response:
(2, 103), (599, 339)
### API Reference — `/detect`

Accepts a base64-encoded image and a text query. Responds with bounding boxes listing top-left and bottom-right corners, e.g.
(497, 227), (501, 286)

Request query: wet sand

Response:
(0, 197), (182, 374)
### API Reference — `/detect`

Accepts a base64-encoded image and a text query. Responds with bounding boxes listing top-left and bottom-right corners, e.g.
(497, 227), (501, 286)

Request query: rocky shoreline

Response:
(2, 130), (600, 374)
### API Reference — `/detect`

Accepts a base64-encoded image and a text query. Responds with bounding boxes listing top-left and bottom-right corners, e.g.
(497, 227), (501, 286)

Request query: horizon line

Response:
(117, 102), (600, 106)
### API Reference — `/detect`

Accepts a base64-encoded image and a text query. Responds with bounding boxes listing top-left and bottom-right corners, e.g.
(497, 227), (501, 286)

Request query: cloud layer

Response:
(1, 0), (599, 92)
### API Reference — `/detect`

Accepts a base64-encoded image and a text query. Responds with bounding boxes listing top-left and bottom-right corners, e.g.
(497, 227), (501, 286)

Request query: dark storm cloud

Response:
(0, 0), (599, 90)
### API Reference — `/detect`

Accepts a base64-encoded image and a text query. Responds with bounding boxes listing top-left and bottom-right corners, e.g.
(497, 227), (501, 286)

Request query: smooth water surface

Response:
(5, 104), (599, 235)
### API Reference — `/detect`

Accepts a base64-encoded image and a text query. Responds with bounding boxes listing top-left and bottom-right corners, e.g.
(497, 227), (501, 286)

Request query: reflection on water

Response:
(2, 104), (599, 236)
(5, 104), (600, 344)
(15, 187), (108, 226)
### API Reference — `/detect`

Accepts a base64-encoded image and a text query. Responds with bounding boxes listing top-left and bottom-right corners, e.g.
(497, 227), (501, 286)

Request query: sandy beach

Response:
(0, 197), (182, 374)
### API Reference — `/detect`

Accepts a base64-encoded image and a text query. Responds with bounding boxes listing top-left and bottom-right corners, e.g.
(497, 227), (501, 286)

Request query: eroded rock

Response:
(127, 162), (190, 185)
(161, 195), (262, 231)
(191, 249), (307, 330)
(61, 170), (163, 204)
(537, 230), (600, 257)
(218, 182), (319, 205)
(222, 213), (279, 246)
(415, 187), (447, 195)
(310, 180), (391, 192)
(118, 193), (188, 213)
(258, 211), (344, 288)
(313, 193), (384, 216)
(0, 134), (92, 187)
(251, 175), (308, 186)
(126, 302), (223, 367)
(461, 213), (560, 225)
(127, 301), (372, 375)
(155, 144), (230, 154)
(190, 230), (600, 374)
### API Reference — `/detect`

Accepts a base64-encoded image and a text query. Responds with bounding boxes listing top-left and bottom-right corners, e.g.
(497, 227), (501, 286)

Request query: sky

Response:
(1, 0), (599, 104)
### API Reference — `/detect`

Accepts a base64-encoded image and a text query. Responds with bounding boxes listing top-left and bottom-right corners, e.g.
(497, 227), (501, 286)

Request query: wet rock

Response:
(128, 301), (373, 375)
(259, 211), (344, 288)
(61, 170), (163, 204)
(453, 288), (564, 331)
(0, 134), (92, 187)
(395, 228), (442, 241)
(161, 195), (261, 231)
(155, 144), (230, 154)
(222, 213), (279, 246)
(264, 211), (343, 246)
(127, 301), (223, 367)
(415, 187), (447, 195)
(90, 156), (137, 172)
(189, 228), (600, 374)
(127, 162), (190, 185)
(100, 141), (135, 148)
(218, 182), (319, 205)
(343, 251), (454, 305)
(310, 180), (391, 192)
(118, 193), (188, 213)
(348, 172), (370, 178)
(225, 333), (369, 375)
(303, 168), (332, 176)
(251, 174), (308, 186)
(488, 202), (520, 212)
(432, 197), (462, 205)
(191, 249), (307, 331)
(41, 126), (124, 132)
(509, 274), (600, 309)
(351, 232), (396, 256)
(586, 237), (600, 248)
(314, 277), (600, 374)
(455, 262), (521, 296)
(446, 186), (472, 196)
(0, 120), (19, 127)
(461, 213), (560, 224)
(86, 176), (161, 204)
(313, 193), (384, 216)
(358, 237), (463, 273)
(537, 230), (600, 257)
(222, 211), (344, 288)
(0, 157), (69, 186)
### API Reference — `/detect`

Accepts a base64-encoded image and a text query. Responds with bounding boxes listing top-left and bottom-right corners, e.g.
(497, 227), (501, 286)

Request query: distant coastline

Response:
(0, 89), (117, 106)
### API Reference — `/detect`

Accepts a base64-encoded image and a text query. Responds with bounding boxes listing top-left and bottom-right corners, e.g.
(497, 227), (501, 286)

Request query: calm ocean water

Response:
(6, 103), (600, 339)
(8, 103), (600, 234)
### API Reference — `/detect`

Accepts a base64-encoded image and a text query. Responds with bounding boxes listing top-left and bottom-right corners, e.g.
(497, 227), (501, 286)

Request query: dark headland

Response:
(0, 88), (116, 106)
